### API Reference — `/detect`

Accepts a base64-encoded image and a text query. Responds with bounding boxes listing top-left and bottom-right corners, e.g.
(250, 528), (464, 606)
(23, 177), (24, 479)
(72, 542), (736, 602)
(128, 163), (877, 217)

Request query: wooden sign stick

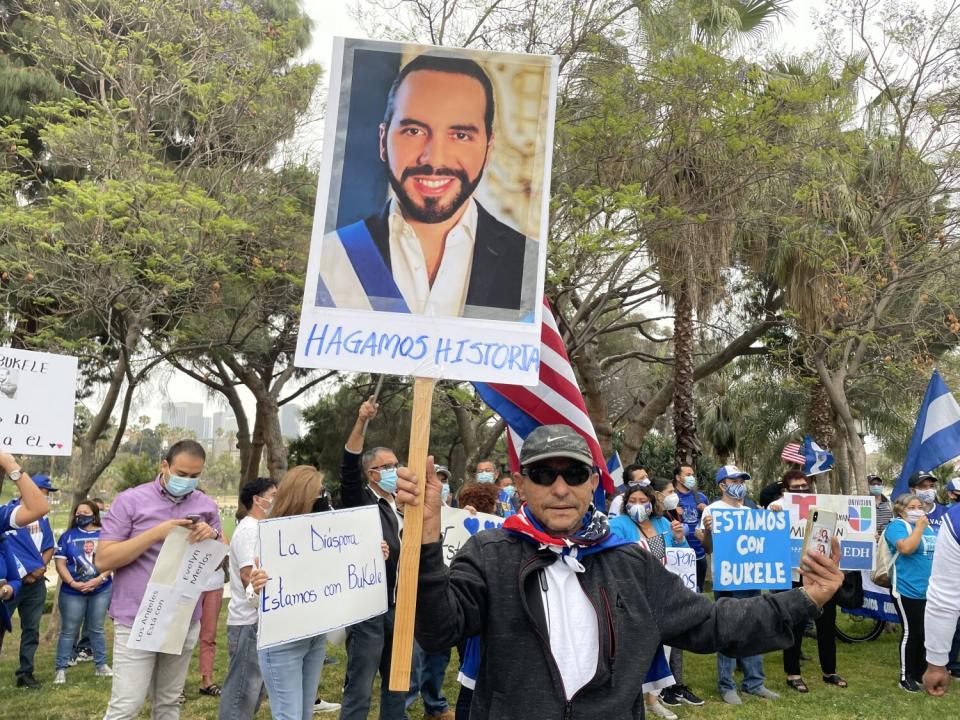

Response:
(389, 376), (436, 691)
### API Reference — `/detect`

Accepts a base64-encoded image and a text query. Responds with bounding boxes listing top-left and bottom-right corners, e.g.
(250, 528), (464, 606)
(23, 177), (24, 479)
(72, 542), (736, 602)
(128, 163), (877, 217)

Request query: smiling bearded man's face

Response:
(380, 69), (491, 224)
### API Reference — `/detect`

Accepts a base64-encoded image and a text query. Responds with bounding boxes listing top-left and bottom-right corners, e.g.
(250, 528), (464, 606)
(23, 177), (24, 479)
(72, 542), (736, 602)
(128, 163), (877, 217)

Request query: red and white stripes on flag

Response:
(472, 298), (615, 496)
(781, 442), (805, 465)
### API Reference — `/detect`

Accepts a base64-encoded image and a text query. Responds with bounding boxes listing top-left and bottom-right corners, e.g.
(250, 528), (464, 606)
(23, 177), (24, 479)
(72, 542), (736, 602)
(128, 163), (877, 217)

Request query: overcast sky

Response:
(125, 0), (835, 428)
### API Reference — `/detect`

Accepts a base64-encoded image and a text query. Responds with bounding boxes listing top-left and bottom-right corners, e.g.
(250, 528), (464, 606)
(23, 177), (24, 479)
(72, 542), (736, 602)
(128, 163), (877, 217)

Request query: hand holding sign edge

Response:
(395, 455), (442, 544)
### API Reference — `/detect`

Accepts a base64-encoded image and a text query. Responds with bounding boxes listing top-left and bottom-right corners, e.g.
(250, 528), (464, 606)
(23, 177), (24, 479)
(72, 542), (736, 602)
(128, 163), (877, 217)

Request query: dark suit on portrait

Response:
(357, 200), (529, 313)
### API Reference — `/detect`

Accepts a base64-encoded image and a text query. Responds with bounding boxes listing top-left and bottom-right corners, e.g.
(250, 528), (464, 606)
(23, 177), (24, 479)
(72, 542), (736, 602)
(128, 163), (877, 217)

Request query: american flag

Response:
(473, 298), (615, 499)
(781, 441), (805, 465)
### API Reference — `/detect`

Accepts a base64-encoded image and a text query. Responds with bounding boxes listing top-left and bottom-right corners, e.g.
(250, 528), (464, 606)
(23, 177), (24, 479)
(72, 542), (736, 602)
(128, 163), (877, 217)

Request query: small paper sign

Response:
(0, 348), (77, 456)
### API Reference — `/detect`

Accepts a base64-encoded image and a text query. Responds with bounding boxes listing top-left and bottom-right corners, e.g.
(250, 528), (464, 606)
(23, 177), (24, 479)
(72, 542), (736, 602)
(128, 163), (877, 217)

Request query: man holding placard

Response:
(697, 465), (785, 705)
(339, 397), (407, 720)
(97, 440), (221, 720)
(395, 427), (843, 719)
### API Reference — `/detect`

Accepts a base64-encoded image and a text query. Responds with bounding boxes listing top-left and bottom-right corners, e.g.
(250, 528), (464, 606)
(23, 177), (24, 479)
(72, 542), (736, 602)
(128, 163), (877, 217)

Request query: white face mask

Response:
(915, 488), (938, 505)
(662, 493), (680, 512)
(906, 509), (925, 525)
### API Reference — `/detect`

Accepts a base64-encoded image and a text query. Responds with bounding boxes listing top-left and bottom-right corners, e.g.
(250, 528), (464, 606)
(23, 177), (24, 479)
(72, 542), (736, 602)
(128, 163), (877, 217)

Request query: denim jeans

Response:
(3, 577), (46, 677)
(56, 586), (112, 670)
(406, 642), (451, 715)
(340, 608), (408, 720)
(258, 633), (327, 720)
(714, 590), (765, 693)
(218, 624), (265, 720)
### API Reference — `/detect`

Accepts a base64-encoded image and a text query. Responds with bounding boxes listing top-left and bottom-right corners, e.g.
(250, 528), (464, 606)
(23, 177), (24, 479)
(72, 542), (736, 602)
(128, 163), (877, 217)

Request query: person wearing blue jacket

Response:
(609, 484), (688, 552)
(609, 483), (690, 719)
(3, 473), (57, 690)
(0, 535), (23, 650)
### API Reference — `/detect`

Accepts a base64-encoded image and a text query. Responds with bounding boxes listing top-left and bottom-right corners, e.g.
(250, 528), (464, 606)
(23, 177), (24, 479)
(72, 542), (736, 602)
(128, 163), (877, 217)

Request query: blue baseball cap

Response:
(715, 465), (751, 483)
(31, 474), (58, 492)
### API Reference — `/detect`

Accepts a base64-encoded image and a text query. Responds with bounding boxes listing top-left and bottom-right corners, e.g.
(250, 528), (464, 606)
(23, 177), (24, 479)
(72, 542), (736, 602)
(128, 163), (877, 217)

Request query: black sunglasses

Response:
(523, 464), (592, 486)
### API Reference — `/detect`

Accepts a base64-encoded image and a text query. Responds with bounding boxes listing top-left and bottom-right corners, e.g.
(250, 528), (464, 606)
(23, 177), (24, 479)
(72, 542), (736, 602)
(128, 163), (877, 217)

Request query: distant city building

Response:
(280, 404), (301, 440)
(161, 401), (205, 439)
(212, 410), (239, 436)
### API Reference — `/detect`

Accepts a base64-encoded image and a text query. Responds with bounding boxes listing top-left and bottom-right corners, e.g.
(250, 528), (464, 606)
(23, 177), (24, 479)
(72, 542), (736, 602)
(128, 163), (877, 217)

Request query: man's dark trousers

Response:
(340, 607), (407, 720)
(3, 579), (47, 678)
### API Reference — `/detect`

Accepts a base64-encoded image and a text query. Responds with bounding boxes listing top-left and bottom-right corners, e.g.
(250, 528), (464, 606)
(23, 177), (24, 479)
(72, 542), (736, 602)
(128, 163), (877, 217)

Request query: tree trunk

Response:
(573, 342), (614, 456)
(259, 396), (287, 480)
(814, 357), (868, 495)
(833, 426), (849, 494)
(672, 285), (698, 467)
(620, 316), (779, 461)
(805, 377), (836, 448)
(245, 405), (266, 485)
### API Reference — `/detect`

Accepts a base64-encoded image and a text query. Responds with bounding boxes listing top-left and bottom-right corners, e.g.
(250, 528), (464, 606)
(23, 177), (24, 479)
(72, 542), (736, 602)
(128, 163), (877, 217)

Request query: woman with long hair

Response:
(609, 482), (688, 719)
(250, 466), (387, 719)
(53, 499), (113, 684)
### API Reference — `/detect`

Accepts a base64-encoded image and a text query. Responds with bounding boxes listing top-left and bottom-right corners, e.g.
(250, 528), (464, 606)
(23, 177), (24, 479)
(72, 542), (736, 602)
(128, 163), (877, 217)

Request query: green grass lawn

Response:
(0, 605), (953, 719)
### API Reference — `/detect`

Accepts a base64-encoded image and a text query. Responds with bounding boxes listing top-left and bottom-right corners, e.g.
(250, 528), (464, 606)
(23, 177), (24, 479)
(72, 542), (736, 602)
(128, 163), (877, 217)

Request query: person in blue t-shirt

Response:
(3, 472), (57, 690)
(53, 499), (113, 684)
(673, 464), (709, 590)
(0, 453), (49, 535)
(885, 493), (938, 693)
(909, 471), (949, 534)
(0, 535), (23, 647)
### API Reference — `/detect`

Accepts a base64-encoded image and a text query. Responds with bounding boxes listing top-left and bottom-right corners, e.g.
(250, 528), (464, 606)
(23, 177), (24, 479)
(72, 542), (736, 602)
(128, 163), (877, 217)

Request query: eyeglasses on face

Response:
(369, 463), (398, 472)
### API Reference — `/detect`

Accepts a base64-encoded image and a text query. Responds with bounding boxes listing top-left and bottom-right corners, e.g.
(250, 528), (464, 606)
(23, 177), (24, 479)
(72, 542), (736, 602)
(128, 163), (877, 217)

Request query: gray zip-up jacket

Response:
(415, 529), (820, 719)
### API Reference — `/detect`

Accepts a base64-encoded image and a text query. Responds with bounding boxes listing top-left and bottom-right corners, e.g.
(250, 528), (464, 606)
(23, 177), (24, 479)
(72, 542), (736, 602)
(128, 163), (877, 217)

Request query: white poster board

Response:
(0, 348), (77, 455)
(783, 493), (876, 571)
(295, 38), (558, 385)
(257, 506), (388, 650)
(440, 506), (504, 565)
(664, 547), (698, 591)
(127, 528), (227, 653)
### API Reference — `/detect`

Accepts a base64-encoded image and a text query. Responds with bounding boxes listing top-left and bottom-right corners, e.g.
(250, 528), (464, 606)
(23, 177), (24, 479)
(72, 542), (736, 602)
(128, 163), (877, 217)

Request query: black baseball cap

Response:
(519, 425), (593, 468)
(908, 471), (935, 487)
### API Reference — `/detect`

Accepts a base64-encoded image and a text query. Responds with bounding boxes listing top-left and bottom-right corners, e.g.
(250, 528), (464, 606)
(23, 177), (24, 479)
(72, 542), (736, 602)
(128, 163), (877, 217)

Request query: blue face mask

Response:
(627, 502), (652, 523)
(75, 515), (95, 528)
(441, 483), (450, 504)
(377, 467), (399, 495)
(477, 471), (495, 484)
(166, 474), (199, 497)
(868, 485), (883, 496)
(502, 484), (517, 498)
(724, 482), (747, 501)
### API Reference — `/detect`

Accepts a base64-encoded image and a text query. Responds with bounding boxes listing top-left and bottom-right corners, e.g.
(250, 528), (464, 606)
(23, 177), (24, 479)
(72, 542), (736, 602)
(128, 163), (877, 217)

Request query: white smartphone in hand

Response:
(801, 508), (838, 563)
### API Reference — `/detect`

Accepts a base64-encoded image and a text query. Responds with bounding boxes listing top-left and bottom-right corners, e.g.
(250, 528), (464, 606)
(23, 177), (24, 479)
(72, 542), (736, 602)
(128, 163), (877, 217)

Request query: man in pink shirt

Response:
(97, 440), (221, 720)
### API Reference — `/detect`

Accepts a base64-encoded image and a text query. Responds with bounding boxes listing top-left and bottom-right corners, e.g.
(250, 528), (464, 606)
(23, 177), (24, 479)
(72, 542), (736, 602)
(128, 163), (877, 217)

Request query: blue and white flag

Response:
(803, 435), (834, 476)
(894, 369), (960, 498)
(607, 451), (624, 491)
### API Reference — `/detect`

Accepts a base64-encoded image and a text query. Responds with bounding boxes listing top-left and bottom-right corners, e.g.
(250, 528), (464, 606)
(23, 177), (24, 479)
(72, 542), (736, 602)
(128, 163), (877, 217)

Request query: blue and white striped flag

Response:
(803, 436), (834, 476)
(607, 451), (624, 491)
(894, 369), (960, 498)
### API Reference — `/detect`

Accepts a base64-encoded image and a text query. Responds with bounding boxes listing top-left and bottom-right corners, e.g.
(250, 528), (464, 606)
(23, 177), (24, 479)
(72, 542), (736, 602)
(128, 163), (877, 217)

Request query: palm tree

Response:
(644, 0), (793, 467)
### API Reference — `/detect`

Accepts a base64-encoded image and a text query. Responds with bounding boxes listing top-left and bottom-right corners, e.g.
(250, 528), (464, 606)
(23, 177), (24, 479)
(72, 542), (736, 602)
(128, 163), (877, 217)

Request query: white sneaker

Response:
(313, 699), (341, 714)
(646, 701), (678, 720)
(95, 664), (113, 677)
(54, 670), (66, 685)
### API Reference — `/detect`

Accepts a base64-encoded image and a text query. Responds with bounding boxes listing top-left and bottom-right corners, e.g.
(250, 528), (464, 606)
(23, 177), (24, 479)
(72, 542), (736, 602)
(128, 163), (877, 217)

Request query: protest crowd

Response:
(2, 391), (960, 720)
(3, 3), (960, 720)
